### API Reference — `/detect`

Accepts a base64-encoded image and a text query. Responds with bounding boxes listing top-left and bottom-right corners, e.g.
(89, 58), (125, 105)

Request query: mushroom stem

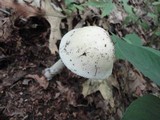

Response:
(44, 59), (65, 80)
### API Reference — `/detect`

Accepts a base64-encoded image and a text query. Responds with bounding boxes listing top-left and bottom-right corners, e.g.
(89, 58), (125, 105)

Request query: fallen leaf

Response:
(0, 0), (43, 17)
(56, 81), (77, 106)
(82, 79), (114, 107)
(0, 17), (12, 40)
(127, 69), (146, 94)
(47, 16), (62, 54)
(108, 8), (127, 24)
(41, 0), (65, 54)
(26, 74), (49, 89)
(99, 80), (114, 107)
(0, 0), (64, 54)
(56, 81), (69, 93)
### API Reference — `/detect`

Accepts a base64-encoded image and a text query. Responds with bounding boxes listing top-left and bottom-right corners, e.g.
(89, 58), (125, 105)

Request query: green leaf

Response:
(101, 1), (115, 17)
(111, 35), (125, 59)
(122, 0), (134, 15)
(144, 47), (160, 57)
(138, 20), (150, 30)
(147, 12), (158, 24)
(155, 30), (160, 36)
(111, 34), (160, 85)
(124, 33), (142, 46)
(147, 12), (157, 19)
(121, 0), (140, 24)
(64, 0), (74, 6)
(122, 95), (160, 120)
(86, 1), (106, 8)
(73, 4), (84, 11)
(152, 1), (160, 6)
(86, 0), (115, 17)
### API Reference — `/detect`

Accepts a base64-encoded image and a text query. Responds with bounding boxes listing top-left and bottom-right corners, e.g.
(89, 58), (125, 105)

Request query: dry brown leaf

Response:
(21, 0), (65, 54)
(82, 79), (114, 107)
(108, 8), (127, 24)
(107, 75), (119, 89)
(0, 17), (12, 41)
(0, 0), (44, 17)
(41, 0), (65, 54)
(127, 69), (146, 94)
(56, 81), (69, 93)
(47, 16), (62, 54)
(26, 74), (49, 89)
(56, 81), (77, 106)
(0, 0), (64, 54)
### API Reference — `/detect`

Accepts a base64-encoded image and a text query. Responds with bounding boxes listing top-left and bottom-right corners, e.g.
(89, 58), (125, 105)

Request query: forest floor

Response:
(0, 0), (160, 120)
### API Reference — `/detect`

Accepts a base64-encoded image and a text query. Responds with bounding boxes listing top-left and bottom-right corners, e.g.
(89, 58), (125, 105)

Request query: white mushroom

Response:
(44, 26), (115, 104)
(44, 26), (115, 80)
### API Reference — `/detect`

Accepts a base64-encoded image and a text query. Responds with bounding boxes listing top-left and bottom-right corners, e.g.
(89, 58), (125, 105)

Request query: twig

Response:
(0, 8), (11, 15)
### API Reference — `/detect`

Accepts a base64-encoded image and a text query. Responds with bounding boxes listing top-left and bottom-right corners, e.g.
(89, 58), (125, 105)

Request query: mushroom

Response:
(44, 26), (115, 104)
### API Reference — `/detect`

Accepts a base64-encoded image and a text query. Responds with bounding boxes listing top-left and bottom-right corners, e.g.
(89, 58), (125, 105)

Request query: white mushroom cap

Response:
(59, 26), (115, 80)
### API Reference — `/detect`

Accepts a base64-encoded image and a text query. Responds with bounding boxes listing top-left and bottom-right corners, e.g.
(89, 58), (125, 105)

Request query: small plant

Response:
(112, 33), (160, 85)
(86, 0), (116, 17)
(63, 0), (160, 119)
(121, 0), (160, 36)
(64, 0), (85, 14)
(111, 33), (160, 120)
(122, 94), (160, 120)
(64, 0), (116, 17)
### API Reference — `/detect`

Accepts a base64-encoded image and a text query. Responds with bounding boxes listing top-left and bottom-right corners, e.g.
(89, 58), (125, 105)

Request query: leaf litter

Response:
(0, 0), (160, 120)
